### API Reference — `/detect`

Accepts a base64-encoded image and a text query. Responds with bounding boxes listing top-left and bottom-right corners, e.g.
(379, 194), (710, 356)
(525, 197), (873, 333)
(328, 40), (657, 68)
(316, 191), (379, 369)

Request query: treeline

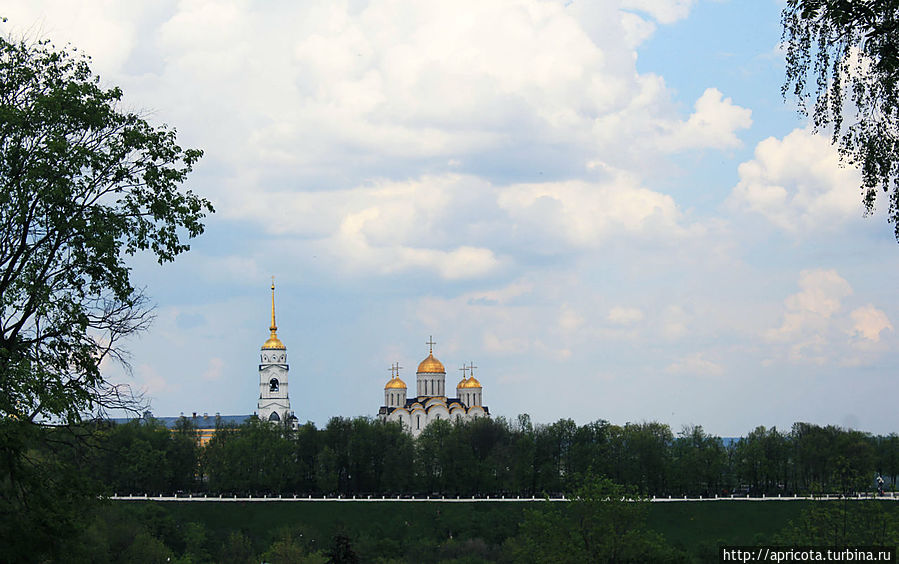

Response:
(88, 416), (899, 498)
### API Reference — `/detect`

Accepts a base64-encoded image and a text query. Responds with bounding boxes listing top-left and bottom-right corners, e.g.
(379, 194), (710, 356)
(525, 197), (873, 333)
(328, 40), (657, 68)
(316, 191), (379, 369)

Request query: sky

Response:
(3, 0), (897, 437)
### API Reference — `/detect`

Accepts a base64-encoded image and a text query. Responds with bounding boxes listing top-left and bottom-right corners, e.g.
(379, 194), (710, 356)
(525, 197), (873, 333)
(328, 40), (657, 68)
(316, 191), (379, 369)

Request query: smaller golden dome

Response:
(262, 332), (286, 350)
(385, 377), (407, 389)
(460, 376), (482, 389)
(417, 353), (446, 374)
(457, 377), (469, 389)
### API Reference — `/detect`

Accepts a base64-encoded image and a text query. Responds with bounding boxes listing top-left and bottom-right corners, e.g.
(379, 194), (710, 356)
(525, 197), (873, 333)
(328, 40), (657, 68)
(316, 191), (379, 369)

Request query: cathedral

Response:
(378, 338), (490, 437)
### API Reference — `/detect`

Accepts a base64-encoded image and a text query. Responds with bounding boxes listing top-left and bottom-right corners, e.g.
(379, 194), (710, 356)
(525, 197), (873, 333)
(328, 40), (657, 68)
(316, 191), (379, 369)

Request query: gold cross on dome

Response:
(468, 362), (478, 376)
(459, 365), (469, 378)
(426, 335), (436, 354)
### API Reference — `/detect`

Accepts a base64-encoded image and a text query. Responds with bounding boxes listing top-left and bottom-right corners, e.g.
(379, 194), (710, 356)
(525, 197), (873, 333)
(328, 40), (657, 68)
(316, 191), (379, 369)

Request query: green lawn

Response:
(111, 499), (899, 562)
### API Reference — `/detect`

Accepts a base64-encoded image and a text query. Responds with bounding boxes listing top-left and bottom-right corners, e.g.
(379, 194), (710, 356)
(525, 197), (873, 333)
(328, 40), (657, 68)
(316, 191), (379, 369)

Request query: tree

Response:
(0, 29), (211, 558)
(782, 1), (899, 240)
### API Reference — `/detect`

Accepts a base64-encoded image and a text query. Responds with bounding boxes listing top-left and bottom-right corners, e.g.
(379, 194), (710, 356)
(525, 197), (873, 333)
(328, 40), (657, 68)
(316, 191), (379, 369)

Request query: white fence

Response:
(109, 492), (899, 503)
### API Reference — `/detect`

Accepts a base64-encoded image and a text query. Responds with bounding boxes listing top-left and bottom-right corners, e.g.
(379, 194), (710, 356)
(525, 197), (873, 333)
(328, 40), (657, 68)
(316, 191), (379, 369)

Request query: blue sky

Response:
(5, 0), (897, 436)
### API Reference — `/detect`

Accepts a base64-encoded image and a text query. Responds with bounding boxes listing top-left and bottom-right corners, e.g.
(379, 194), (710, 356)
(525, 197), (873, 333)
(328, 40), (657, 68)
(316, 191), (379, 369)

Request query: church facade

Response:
(378, 338), (489, 437)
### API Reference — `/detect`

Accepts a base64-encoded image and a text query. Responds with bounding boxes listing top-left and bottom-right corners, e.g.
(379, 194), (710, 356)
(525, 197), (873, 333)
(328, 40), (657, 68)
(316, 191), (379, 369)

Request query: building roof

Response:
(109, 412), (253, 430)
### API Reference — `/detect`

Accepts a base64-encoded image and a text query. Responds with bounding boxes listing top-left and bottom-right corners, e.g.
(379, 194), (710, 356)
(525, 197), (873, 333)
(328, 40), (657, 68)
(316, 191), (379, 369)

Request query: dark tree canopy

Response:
(0, 30), (212, 425)
(0, 29), (211, 560)
(782, 0), (899, 240)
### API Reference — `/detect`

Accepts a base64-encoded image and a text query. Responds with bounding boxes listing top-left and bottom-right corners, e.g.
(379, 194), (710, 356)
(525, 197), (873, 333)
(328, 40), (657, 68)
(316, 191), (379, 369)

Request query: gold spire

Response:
(262, 277), (286, 350)
(270, 277), (277, 332)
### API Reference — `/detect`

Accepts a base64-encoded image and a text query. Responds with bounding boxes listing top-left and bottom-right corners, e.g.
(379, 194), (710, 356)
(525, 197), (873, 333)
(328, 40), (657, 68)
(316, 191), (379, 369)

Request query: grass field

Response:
(109, 501), (899, 561)
(111, 499), (899, 562)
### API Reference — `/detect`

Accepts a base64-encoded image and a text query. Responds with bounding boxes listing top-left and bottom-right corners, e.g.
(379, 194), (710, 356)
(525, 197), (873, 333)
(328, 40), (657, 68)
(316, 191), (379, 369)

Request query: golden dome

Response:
(417, 353), (445, 374)
(261, 279), (286, 350)
(262, 332), (286, 350)
(385, 377), (407, 389)
(460, 376), (482, 388)
(457, 377), (469, 389)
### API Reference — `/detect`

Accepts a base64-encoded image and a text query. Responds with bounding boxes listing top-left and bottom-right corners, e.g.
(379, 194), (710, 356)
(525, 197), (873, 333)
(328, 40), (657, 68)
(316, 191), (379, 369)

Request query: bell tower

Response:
(258, 278), (291, 423)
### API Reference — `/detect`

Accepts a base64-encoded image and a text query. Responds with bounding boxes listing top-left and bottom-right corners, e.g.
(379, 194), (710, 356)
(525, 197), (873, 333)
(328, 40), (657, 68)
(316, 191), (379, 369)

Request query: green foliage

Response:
(0, 33), (211, 425)
(326, 531), (360, 564)
(776, 500), (899, 546)
(782, 0), (899, 240)
(88, 497), (899, 563)
(262, 528), (327, 564)
(85, 418), (199, 494)
(512, 476), (685, 563)
(219, 531), (257, 564)
(91, 415), (897, 500)
(670, 425), (727, 496)
(0, 420), (100, 561)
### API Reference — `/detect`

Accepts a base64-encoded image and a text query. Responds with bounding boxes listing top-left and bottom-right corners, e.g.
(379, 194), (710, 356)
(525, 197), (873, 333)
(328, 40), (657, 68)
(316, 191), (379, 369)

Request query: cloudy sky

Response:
(5, 0), (897, 436)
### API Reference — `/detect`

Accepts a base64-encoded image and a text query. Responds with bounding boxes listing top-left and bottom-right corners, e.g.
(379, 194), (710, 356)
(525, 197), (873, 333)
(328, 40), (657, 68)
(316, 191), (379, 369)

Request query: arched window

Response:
(416, 415), (420, 430)
(269, 411), (280, 422)
(269, 378), (279, 392)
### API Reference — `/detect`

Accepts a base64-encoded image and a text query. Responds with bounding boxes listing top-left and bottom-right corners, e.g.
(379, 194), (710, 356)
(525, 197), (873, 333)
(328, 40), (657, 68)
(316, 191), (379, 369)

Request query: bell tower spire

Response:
(262, 277), (285, 351)
(258, 277), (293, 426)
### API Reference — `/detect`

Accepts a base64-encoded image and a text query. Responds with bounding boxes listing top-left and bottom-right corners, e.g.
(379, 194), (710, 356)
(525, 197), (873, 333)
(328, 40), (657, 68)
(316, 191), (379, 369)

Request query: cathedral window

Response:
(416, 415), (420, 430)
(269, 378), (279, 392)
(269, 411), (280, 422)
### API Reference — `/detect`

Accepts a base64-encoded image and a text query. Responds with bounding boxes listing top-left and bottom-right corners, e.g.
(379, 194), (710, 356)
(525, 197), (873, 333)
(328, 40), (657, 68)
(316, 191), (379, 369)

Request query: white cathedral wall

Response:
(426, 405), (450, 425)
(386, 409), (411, 431)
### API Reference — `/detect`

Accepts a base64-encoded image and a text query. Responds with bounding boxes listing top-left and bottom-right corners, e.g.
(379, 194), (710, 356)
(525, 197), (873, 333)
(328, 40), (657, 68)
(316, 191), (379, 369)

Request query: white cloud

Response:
(136, 364), (171, 395)
(202, 357), (225, 381)
(608, 306), (645, 325)
(621, 0), (698, 24)
(657, 88), (752, 151)
(764, 270), (894, 366)
(766, 269), (852, 343)
(559, 305), (586, 333)
(665, 353), (724, 377)
(729, 129), (863, 232)
(659, 305), (689, 340)
(498, 173), (692, 248)
(850, 305), (893, 342)
(331, 206), (500, 280)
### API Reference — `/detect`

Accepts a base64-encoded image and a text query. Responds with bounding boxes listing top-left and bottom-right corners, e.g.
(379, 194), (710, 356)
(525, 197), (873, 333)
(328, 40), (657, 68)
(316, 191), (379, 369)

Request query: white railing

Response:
(108, 491), (898, 503)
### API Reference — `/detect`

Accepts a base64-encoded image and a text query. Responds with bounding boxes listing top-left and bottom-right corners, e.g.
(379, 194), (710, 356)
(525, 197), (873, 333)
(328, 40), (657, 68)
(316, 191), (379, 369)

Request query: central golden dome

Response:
(385, 377), (407, 389)
(417, 353), (445, 374)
